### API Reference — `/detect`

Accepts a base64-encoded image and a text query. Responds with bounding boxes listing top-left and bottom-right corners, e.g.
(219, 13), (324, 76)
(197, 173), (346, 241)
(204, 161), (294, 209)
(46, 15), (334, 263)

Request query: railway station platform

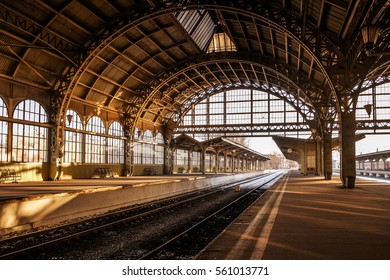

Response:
(0, 171), (264, 235)
(196, 170), (390, 260)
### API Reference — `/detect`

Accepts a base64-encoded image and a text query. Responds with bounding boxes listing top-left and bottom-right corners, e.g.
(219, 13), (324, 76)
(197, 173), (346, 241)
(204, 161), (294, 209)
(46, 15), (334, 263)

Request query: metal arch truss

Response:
(356, 120), (390, 133)
(173, 119), (390, 137)
(0, 5), (84, 66)
(49, 0), (340, 129)
(136, 52), (337, 128)
(176, 83), (316, 123)
(174, 123), (311, 136)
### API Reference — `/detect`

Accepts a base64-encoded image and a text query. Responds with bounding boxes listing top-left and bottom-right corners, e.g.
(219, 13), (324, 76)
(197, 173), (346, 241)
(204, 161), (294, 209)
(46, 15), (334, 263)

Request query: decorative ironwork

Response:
(51, 0), (341, 137)
(0, 4), (83, 66)
(175, 123), (311, 136)
(49, 94), (64, 180)
(136, 52), (334, 125)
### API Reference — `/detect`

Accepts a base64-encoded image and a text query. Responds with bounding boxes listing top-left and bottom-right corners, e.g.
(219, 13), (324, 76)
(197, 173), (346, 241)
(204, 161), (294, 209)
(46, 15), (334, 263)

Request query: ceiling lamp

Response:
(66, 114), (73, 126)
(361, 25), (380, 55)
(363, 104), (372, 117)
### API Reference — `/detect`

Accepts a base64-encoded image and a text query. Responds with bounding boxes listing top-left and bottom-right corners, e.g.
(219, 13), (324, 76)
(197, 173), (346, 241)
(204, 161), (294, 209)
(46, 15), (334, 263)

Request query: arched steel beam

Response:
(53, 0), (340, 132)
(133, 52), (334, 129)
(0, 3), (83, 67)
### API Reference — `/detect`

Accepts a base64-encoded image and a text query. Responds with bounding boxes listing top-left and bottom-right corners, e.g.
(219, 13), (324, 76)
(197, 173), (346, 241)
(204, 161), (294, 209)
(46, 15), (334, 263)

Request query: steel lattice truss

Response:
(175, 123), (311, 136)
(0, 0), (389, 139)
(174, 120), (390, 136)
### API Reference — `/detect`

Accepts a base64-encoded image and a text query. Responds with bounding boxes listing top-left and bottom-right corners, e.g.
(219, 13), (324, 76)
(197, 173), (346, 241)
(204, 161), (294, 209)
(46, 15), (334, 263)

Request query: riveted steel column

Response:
(49, 95), (63, 181)
(323, 132), (332, 180)
(188, 149), (192, 173)
(123, 116), (132, 176)
(315, 136), (322, 175)
(302, 141), (308, 175)
(340, 111), (356, 187)
(200, 147), (206, 174)
(164, 140), (173, 174)
(223, 152), (228, 172)
(215, 149), (219, 174)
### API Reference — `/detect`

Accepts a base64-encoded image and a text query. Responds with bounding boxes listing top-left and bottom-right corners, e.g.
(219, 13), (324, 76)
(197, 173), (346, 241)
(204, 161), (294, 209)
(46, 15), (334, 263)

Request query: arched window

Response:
(143, 130), (153, 164)
(156, 132), (164, 144)
(143, 130), (154, 143)
(192, 151), (201, 169)
(133, 127), (142, 164)
(0, 97), (8, 162)
(108, 122), (124, 164)
(183, 88), (312, 138)
(133, 127), (141, 140)
(133, 142), (142, 164)
(175, 149), (188, 165)
(155, 132), (164, 164)
(64, 109), (83, 163)
(85, 116), (105, 163)
(12, 100), (48, 162)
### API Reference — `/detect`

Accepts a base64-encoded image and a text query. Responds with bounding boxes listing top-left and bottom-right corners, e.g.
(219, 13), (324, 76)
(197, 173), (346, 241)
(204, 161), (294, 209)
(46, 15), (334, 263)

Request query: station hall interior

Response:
(0, 0), (389, 261)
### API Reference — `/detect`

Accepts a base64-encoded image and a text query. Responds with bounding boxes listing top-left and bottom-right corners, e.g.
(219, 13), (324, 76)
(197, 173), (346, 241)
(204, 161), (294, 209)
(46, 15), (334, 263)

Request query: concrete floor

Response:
(197, 170), (390, 260)
(0, 173), (227, 199)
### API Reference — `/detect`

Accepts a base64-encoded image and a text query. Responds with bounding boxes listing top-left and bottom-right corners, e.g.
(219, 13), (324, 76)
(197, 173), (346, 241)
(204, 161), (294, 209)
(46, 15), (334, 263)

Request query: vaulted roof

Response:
(0, 0), (389, 134)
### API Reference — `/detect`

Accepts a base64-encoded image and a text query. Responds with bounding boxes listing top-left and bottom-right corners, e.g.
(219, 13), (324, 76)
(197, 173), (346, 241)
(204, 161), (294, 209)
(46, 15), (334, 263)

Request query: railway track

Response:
(0, 172), (283, 259)
(138, 171), (286, 259)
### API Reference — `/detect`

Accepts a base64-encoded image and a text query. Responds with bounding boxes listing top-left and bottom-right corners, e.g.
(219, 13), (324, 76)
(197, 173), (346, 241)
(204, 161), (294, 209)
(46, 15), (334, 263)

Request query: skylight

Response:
(175, 9), (215, 50)
(207, 31), (237, 53)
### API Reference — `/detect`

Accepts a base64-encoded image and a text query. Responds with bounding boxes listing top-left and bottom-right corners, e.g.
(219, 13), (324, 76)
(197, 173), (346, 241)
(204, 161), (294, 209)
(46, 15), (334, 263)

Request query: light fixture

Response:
(361, 25), (380, 55)
(363, 104), (372, 117)
(66, 114), (73, 126)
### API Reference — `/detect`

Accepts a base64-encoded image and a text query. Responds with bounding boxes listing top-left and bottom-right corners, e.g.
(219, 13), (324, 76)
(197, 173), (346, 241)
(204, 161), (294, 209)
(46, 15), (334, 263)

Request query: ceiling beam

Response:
(77, 0), (110, 22)
(253, 18), (264, 55)
(36, 0), (93, 36)
(1, 41), (53, 87)
(317, 0), (326, 28)
(0, 3), (81, 66)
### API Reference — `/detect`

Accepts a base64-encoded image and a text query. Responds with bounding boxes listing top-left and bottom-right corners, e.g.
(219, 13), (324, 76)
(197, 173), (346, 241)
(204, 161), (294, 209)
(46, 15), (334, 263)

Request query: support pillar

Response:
(214, 149), (219, 173)
(200, 147), (206, 174)
(340, 111), (356, 187)
(315, 136), (322, 175)
(164, 140), (173, 174)
(123, 117), (132, 176)
(49, 125), (63, 180)
(302, 142), (308, 175)
(223, 152), (227, 172)
(49, 95), (64, 181)
(188, 149), (192, 173)
(323, 131), (332, 180)
(123, 135), (132, 176)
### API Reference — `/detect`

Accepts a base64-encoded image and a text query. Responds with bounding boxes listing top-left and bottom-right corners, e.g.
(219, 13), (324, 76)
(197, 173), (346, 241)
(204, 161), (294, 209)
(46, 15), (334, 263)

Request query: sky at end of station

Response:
(248, 137), (281, 155)
(248, 135), (390, 155)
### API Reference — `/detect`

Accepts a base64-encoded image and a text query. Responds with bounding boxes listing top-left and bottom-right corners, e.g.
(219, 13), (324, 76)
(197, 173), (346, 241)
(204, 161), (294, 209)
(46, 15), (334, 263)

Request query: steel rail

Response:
(0, 172), (275, 259)
(138, 171), (286, 260)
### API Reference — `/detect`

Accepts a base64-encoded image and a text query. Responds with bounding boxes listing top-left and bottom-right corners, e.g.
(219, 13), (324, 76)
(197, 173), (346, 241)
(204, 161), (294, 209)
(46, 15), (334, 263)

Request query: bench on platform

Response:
(92, 168), (115, 178)
(177, 167), (186, 173)
(143, 167), (156, 175)
(0, 169), (22, 183)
